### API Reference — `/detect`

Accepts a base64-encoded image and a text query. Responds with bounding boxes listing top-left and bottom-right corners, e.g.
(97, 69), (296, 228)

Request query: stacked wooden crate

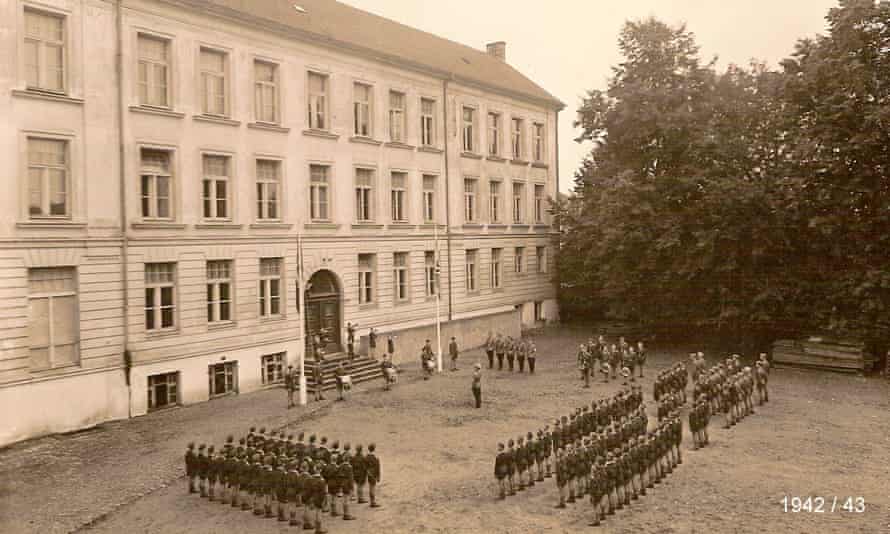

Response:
(772, 337), (872, 374)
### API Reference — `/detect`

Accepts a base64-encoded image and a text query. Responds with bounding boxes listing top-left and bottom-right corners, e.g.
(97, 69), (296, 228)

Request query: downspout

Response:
(115, 0), (131, 418)
(442, 77), (453, 321)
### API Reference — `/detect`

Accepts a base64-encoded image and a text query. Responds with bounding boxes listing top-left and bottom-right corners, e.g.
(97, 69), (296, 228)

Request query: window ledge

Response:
(511, 159), (530, 166)
(461, 152), (483, 160)
(195, 223), (243, 230)
(486, 155), (507, 163)
(304, 222), (340, 230)
(208, 321), (237, 331)
(384, 141), (415, 151)
(131, 222), (187, 230)
(248, 122), (290, 133)
(533, 223), (550, 229)
(462, 223), (484, 229)
(487, 224), (508, 229)
(386, 223), (417, 230)
(145, 329), (180, 339)
(129, 105), (185, 119)
(531, 162), (549, 169)
(418, 146), (444, 154)
(12, 89), (84, 105)
(250, 222), (293, 230)
(351, 223), (384, 229)
(193, 114), (241, 127)
(302, 129), (339, 140)
(349, 136), (383, 146)
(260, 316), (286, 323)
(358, 303), (379, 311)
(511, 224), (531, 230)
(16, 220), (86, 229)
(419, 223), (446, 230)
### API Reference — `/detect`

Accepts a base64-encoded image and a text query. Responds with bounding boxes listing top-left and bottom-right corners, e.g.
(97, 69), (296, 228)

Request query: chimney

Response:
(486, 41), (506, 62)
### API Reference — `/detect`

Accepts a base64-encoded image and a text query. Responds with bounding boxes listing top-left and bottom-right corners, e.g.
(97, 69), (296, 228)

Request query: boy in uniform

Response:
(366, 443), (381, 508)
(185, 443), (197, 494)
(494, 443), (509, 499)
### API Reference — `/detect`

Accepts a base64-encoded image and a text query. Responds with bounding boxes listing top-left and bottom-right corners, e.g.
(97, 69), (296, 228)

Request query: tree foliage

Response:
(557, 1), (890, 346)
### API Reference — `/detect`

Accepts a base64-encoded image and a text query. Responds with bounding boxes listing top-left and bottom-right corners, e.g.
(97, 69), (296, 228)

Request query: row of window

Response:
(148, 354), (285, 410)
(464, 247), (548, 292)
(25, 135), (548, 225)
(23, 8), (548, 158)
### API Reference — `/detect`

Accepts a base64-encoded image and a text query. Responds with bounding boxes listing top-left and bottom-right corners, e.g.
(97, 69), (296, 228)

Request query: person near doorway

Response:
(387, 335), (396, 358)
(313, 332), (325, 361)
(472, 363), (483, 408)
(381, 355), (398, 391)
(285, 365), (296, 408)
(449, 336), (460, 371)
(346, 322), (357, 359)
(335, 362), (351, 401)
(313, 363), (325, 402)
(368, 328), (378, 360)
(421, 340), (435, 379)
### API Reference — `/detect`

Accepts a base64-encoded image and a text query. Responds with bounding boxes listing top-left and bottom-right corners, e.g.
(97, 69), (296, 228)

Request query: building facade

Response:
(0, 0), (563, 446)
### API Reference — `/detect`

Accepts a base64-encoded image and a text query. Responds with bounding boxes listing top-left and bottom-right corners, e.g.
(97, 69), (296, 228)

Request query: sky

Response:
(339, 0), (840, 193)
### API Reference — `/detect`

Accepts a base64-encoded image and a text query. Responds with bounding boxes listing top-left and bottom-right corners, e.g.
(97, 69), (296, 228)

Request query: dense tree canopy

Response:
(557, 0), (889, 348)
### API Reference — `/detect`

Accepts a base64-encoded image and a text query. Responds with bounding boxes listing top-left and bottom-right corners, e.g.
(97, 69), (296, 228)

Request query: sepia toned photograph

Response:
(0, 0), (888, 532)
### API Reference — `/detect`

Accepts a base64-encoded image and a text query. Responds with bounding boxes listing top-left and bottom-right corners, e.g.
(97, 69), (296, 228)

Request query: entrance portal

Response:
(305, 270), (341, 359)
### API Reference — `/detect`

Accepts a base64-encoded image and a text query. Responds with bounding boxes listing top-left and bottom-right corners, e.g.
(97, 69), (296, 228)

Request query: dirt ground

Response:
(2, 326), (888, 533)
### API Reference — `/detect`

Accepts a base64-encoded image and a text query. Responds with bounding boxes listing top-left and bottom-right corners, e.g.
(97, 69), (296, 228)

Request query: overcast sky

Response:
(340, 0), (839, 193)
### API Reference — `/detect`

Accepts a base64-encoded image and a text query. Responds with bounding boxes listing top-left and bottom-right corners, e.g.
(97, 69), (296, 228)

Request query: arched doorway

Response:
(305, 270), (341, 358)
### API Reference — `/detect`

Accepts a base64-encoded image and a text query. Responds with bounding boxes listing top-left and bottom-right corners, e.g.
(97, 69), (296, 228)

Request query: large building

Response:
(0, 0), (563, 446)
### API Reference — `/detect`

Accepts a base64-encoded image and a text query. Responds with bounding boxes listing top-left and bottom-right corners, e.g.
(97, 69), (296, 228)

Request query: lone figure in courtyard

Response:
(472, 363), (483, 408)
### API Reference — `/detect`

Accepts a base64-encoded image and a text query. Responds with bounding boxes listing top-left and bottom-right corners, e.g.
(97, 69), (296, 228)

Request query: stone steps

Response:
(305, 353), (384, 392)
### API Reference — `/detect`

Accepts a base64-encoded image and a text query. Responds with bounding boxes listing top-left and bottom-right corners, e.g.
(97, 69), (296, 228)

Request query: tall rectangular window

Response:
(464, 178), (477, 222)
(254, 60), (278, 123)
(512, 117), (524, 160)
(389, 91), (405, 142)
(489, 181), (501, 223)
(28, 138), (68, 217)
(259, 258), (282, 317)
(309, 164), (330, 221)
(513, 182), (525, 223)
(391, 172), (407, 222)
(535, 301), (544, 321)
(261, 353), (285, 384)
(202, 154), (229, 220)
(24, 9), (65, 93)
(358, 254), (374, 304)
(206, 260), (232, 323)
(307, 72), (328, 130)
(488, 112), (501, 156)
(536, 246), (547, 274)
(462, 107), (476, 153)
(28, 267), (78, 370)
(145, 263), (175, 331)
(533, 122), (545, 161)
(137, 34), (169, 107)
(534, 184), (545, 223)
(420, 98), (436, 147)
(200, 48), (227, 116)
(354, 82), (372, 137)
(425, 250), (437, 296)
(514, 246), (524, 274)
(393, 252), (409, 302)
(140, 149), (172, 220)
(490, 248), (502, 289)
(422, 175), (436, 223)
(255, 159), (280, 221)
(465, 249), (477, 292)
(148, 372), (179, 410)
(355, 168), (374, 222)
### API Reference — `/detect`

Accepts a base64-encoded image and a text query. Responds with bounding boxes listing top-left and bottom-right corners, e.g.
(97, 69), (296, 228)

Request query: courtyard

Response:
(1, 326), (887, 533)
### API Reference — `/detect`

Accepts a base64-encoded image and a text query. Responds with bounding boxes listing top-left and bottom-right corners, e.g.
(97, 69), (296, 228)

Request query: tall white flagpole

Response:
(297, 234), (307, 405)
(435, 221), (443, 372)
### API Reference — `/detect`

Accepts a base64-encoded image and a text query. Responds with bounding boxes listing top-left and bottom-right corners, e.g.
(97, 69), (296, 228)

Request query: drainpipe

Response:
(442, 77), (453, 321)
(115, 0), (131, 418)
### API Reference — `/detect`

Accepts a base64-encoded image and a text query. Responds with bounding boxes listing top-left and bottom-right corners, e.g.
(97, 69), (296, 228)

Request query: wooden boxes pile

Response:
(772, 337), (873, 374)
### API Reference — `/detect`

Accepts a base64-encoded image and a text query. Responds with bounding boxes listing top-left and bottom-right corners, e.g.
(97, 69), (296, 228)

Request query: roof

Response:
(182, 0), (564, 109)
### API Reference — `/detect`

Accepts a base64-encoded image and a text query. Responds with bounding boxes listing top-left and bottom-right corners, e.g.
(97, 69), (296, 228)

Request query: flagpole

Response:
(435, 221), (443, 372)
(297, 234), (307, 406)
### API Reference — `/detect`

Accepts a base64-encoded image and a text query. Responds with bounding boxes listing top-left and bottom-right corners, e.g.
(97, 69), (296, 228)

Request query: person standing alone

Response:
(449, 336), (460, 371)
(472, 363), (483, 408)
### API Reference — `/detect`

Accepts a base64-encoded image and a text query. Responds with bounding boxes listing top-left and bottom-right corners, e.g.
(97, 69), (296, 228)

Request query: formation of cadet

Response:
(688, 393), (711, 449)
(184, 428), (382, 533)
(487, 333), (537, 374)
(492, 387), (648, 502)
(656, 392), (684, 421)
(692, 354), (767, 429)
(577, 336), (647, 386)
(653, 362), (688, 404)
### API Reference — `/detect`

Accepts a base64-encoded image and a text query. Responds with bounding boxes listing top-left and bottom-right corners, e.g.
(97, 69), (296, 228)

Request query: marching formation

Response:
(577, 336), (647, 387)
(184, 428), (382, 533)
(485, 332), (538, 374)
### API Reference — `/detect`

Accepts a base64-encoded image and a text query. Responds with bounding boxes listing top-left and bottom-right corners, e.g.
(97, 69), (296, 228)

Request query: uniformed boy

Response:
(554, 447), (567, 509)
(506, 339), (516, 372)
(185, 443), (197, 494)
(324, 452), (340, 517)
(495, 334), (505, 370)
(485, 331), (496, 369)
(366, 443), (381, 508)
(310, 462), (327, 533)
(515, 436), (527, 490)
(506, 439), (517, 496)
(517, 341), (526, 373)
(494, 443), (509, 499)
(352, 444), (368, 504)
(339, 451), (357, 520)
(449, 336), (460, 371)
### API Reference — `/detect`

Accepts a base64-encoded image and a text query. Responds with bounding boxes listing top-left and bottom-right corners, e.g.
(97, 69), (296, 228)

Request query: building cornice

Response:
(150, 0), (565, 111)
